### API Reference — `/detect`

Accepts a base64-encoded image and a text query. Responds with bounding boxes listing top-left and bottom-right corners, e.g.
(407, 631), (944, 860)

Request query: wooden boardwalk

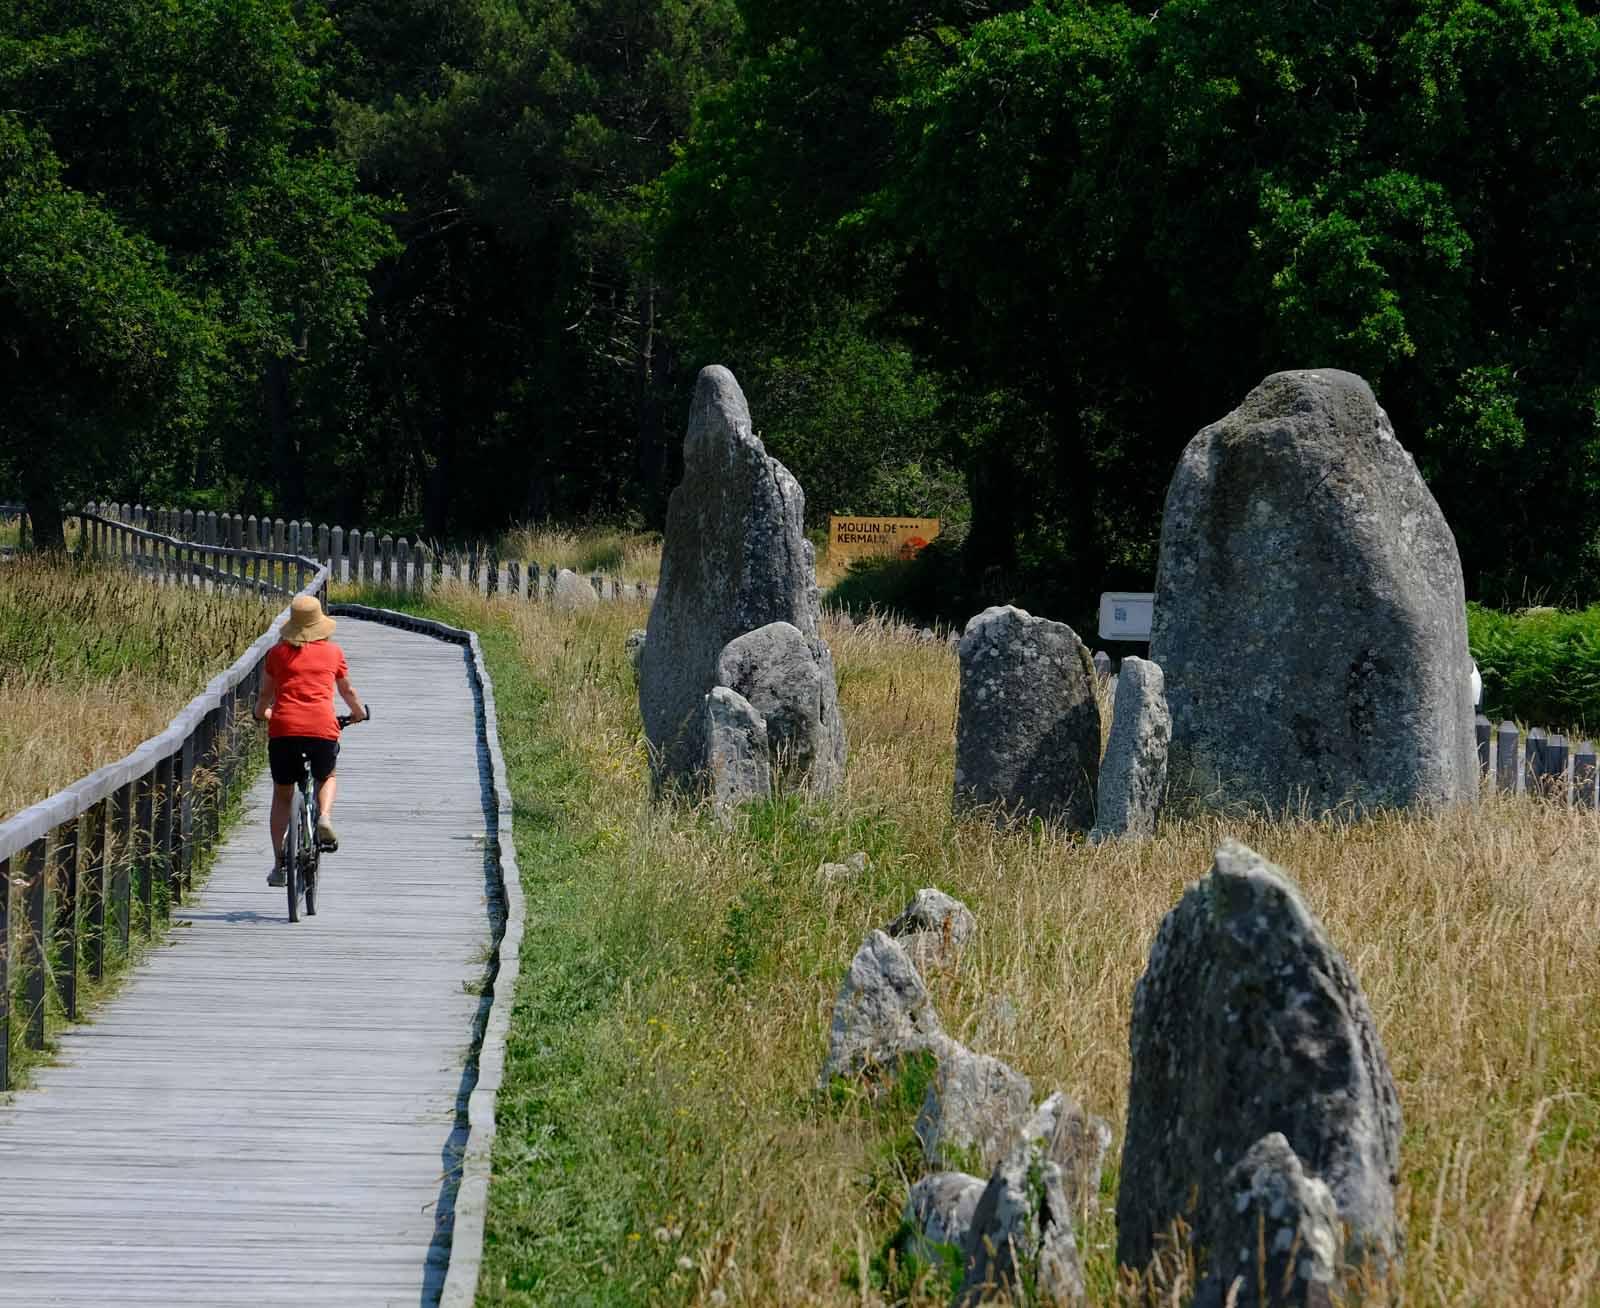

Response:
(0, 617), (500, 1306)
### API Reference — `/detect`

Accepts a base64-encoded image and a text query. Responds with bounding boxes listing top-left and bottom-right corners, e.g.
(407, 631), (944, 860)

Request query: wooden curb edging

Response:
(328, 603), (524, 1308)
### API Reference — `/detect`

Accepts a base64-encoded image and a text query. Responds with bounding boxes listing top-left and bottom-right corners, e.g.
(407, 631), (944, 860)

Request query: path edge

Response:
(329, 602), (523, 1308)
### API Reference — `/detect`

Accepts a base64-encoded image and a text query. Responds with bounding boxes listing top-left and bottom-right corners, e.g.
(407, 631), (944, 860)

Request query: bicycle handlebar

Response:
(337, 705), (371, 730)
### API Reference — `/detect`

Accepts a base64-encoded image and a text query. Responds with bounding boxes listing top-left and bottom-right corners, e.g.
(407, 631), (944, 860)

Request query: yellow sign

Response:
(828, 516), (942, 562)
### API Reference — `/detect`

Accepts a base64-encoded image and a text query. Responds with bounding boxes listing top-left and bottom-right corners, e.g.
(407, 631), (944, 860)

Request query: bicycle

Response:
(280, 708), (370, 923)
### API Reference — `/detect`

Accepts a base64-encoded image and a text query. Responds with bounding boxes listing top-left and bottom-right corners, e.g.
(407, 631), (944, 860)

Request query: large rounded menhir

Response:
(1150, 368), (1477, 816)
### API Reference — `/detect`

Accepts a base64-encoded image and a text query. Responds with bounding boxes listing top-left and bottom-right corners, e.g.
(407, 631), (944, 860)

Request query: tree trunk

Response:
(265, 354), (306, 518)
(423, 410), (453, 542)
(22, 469), (65, 552)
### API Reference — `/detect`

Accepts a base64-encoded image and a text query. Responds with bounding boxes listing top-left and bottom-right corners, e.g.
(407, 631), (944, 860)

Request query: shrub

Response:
(1468, 602), (1600, 734)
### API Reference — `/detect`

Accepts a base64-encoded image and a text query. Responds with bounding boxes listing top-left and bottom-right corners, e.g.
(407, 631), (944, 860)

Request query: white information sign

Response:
(1098, 591), (1154, 642)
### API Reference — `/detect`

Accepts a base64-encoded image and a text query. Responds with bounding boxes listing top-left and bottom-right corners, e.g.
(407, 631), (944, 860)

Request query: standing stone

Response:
(1116, 840), (1402, 1285)
(703, 687), (771, 817)
(640, 365), (843, 789)
(624, 629), (648, 671)
(886, 888), (977, 972)
(1192, 1134), (1341, 1308)
(957, 1096), (1087, 1308)
(1150, 368), (1476, 816)
(905, 1172), (987, 1255)
(821, 931), (952, 1085)
(553, 567), (600, 611)
(914, 1045), (1032, 1173)
(715, 620), (845, 792)
(954, 606), (1101, 828)
(1038, 1091), (1114, 1222)
(1090, 656), (1171, 840)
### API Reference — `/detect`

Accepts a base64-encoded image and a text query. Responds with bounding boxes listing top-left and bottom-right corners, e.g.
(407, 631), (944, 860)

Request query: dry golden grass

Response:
(423, 587), (1600, 1307)
(496, 522), (664, 583)
(0, 556), (274, 820)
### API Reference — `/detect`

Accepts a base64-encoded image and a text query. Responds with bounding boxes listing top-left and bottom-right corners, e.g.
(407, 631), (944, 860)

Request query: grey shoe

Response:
(316, 817), (338, 852)
(267, 862), (286, 887)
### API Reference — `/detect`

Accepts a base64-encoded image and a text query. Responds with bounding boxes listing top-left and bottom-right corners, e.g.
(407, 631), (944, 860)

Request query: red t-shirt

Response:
(265, 639), (349, 740)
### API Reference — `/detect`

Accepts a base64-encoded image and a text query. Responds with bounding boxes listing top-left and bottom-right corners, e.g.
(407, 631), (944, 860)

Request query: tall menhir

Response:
(638, 365), (845, 792)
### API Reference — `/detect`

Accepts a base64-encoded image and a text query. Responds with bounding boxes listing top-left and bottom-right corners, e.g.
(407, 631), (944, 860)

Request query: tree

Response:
(0, 0), (395, 539)
(328, 0), (741, 538)
(656, 0), (1600, 616)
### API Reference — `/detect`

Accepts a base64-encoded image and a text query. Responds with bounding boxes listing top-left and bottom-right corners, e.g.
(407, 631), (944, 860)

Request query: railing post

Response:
(206, 511), (219, 547)
(181, 508), (194, 542)
(273, 517), (287, 555)
(396, 537), (410, 591)
(380, 534), (393, 586)
(231, 513), (244, 550)
(21, 835), (47, 1049)
(136, 770), (156, 934)
(1547, 733), (1570, 804)
(1495, 721), (1519, 793)
(330, 526), (344, 583)
(155, 753), (175, 918)
(1526, 727), (1548, 796)
(527, 563), (540, 600)
(165, 747), (184, 905)
(54, 814), (80, 1020)
(179, 732), (196, 894)
(1574, 740), (1598, 809)
(110, 781), (133, 955)
(86, 797), (107, 982)
(415, 545), (430, 596)
(1475, 715), (1491, 775)
(317, 523), (330, 563)
(468, 544), (480, 591)
(0, 855), (9, 1090)
(508, 560), (521, 598)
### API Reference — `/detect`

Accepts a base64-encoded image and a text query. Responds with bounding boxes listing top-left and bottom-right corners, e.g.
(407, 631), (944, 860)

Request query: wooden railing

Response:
(1476, 716), (1600, 805)
(0, 563), (332, 1090)
(84, 500), (657, 602)
(80, 504), (318, 596)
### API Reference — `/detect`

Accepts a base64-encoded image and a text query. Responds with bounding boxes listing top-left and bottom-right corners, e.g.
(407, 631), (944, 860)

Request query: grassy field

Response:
(369, 582), (1599, 1307)
(0, 556), (274, 820)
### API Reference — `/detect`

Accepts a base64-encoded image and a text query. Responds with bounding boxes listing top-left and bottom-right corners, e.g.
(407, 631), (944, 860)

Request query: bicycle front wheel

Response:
(285, 788), (304, 923)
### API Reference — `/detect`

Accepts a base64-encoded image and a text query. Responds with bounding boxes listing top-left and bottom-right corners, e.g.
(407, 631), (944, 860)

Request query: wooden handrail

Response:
(0, 560), (331, 1087)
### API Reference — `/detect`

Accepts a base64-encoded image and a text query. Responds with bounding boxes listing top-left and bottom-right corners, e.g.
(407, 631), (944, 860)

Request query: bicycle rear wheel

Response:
(285, 788), (304, 923)
(303, 803), (320, 917)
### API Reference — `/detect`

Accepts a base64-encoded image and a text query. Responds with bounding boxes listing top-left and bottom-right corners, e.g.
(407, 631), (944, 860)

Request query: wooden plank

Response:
(0, 618), (495, 1306)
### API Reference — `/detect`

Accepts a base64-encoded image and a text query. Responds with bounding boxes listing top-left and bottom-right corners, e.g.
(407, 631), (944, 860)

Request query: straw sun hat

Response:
(281, 595), (336, 645)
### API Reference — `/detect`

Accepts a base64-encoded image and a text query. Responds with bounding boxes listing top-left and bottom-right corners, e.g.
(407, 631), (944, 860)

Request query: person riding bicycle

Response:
(252, 595), (367, 886)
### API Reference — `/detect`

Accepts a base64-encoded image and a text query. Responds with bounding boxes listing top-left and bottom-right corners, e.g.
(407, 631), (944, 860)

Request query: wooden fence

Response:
(83, 500), (657, 604)
(0, 560), (332, 1090)
(1476, 714), (1599, 806)
(79, 504), (318, 596)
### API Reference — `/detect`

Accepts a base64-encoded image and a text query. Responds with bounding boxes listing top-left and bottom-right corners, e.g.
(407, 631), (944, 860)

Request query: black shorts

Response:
(268, 736), (340, 786)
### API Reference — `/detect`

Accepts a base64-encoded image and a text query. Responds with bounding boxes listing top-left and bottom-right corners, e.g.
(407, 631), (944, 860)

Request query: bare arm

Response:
(336, 675), (367, 722)
(253, 669), (277, 723)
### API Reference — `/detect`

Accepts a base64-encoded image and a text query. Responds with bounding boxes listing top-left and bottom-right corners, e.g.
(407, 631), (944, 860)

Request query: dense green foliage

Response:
(1468, 602), (1600, 733)
(4, 0), (1599, 612)
(0, 0), (395, 544)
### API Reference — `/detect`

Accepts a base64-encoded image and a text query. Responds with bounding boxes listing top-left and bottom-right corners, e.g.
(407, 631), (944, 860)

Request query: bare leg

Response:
(270, 784), (294, 860)
(316, 772), (337, 820)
